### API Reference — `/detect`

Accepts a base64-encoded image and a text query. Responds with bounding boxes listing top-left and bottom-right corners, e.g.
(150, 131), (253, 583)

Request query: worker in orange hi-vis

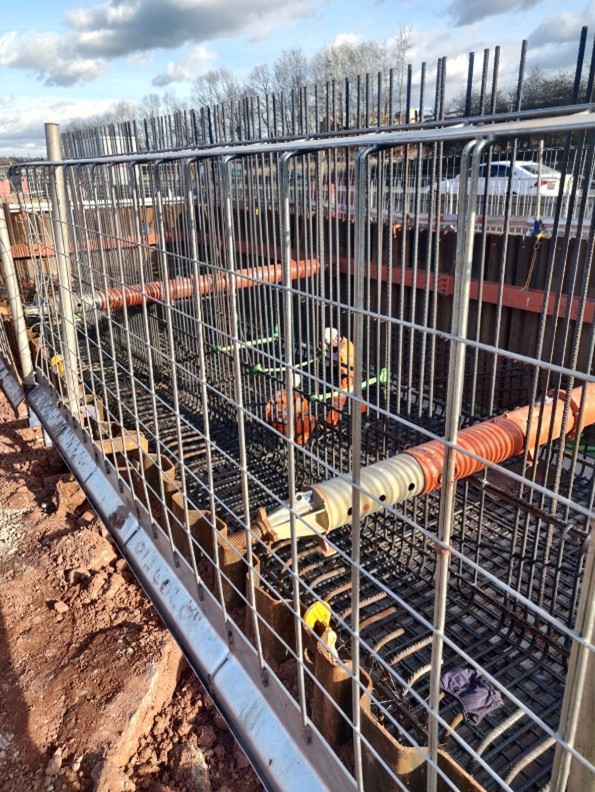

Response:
(322, 327), (366, 426)
(266, 373), (316, 445)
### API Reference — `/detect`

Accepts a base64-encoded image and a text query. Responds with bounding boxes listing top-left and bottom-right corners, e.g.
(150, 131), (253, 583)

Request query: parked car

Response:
(433, 160), (572, 196)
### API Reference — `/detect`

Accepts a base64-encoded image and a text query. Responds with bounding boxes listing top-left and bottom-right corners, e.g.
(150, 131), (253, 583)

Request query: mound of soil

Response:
(0, 389), (262, 792)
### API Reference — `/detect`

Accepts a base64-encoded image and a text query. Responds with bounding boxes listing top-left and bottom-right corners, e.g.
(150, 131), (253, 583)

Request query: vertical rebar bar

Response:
(221, 154), (267, 679)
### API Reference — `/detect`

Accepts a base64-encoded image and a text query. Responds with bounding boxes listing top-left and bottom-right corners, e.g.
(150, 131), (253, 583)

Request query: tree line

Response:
(449, 66), (587, 116)
(64, 28), (415, 137)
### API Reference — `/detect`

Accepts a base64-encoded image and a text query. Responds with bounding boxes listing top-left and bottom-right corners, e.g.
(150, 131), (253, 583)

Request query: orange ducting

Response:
(93, 259), (319, 311)
(251, 383), (595, 545)
(405, 383), (595, 494)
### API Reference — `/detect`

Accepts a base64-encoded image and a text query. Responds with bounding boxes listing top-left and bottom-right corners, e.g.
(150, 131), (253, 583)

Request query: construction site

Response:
(1, 31), (594, 792)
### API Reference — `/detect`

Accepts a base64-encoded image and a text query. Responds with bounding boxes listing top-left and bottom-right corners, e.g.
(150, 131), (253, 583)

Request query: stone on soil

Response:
(196, 724), (217, 749)
(171, 744), (212, 792)
(53, 528), (117, 574)
(92, 759), (135, 791)
(45, 747), (62, 775)
(53, 476), (88, 514)
(94, 637), (182, 770)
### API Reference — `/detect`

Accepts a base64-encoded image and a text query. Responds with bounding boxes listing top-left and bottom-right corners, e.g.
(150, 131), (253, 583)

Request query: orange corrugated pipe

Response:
(252, 382), (595, 546)
(406, 383), (595, 493)
(91, 259), (319, 311)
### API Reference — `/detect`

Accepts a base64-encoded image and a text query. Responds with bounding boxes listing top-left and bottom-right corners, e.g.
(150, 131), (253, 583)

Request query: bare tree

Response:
(108, 100), (139, 124)
(162, 88), (188, 115)
(312, 39), (388, 85)
(311, 38), (394, 127)
(191, 68), (242, 108)
(390, 26), (413, 121)
(246, 63), (274, 101)
(271, 48), (309, 130)
(273, 48), (309, 96)
(245, 63), (274, 134)
(139, 93), (162, 119)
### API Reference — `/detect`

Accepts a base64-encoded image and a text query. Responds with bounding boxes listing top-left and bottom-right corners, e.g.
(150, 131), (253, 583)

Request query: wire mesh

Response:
(9, 98), (595, 792)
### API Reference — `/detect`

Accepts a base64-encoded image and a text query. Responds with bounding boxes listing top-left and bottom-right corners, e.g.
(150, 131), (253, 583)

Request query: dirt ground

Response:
(0, 387), (262, 792)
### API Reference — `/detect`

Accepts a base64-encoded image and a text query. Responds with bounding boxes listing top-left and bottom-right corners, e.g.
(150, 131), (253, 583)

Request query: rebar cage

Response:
(3, 69), (595, 792)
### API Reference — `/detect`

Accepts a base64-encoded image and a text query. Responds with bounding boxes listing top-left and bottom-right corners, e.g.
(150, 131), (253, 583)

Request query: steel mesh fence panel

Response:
(9, 105), (595, 792)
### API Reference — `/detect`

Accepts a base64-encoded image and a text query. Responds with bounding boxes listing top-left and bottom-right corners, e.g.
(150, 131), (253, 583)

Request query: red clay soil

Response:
(0, 388), (262, 792)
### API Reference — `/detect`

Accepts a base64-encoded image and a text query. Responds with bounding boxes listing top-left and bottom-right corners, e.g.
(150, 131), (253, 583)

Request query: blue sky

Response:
(1, 0), (592, 157)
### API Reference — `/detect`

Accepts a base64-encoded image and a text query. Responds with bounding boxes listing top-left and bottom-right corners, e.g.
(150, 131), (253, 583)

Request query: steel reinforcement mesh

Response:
(72, 310), (594, 791)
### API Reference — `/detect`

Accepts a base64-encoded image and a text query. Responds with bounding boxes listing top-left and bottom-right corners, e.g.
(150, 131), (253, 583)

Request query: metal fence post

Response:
(0, 201), (34, 385)
(220, 154), (267, 681)
(45, 122), (80, 415)
(536, 138), (544, 220)
(426, 137), (487, 792)
(351, 144), (379, 792)
(549, 520), (595, 790)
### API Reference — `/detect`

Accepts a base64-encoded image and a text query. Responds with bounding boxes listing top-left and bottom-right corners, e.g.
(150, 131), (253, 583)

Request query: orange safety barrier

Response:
(405, 383), (595, 493)
(95, 259), (319, 311)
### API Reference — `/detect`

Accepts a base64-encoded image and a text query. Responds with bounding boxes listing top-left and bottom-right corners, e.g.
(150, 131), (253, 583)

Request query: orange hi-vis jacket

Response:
(324, 335), (367, 426)
(266, 388), (316, 445)
(326, 334), (355, 375)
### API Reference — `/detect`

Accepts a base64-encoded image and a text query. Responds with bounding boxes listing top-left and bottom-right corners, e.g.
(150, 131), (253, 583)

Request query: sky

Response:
(1, 0), (593, 158)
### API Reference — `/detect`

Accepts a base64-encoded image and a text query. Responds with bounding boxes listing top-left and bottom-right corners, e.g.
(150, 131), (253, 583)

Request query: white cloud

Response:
(128, 52), (153, 67)
(529, 0), (595, 47)
(152, 44), (217, 86)
(0, 31), (106, 86)
(446, 0), (544, 27)
(333, 32), (360, 46)
(0, 96), (120, 157)
(2, 0), (319, 87)
(67, 0), (316, 57)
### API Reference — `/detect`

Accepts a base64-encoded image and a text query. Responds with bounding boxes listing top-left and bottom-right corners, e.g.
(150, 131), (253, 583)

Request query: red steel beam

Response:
(466, 277), (595, 324)
(11, 243), (54, 259)
(13, 226), (593, 324)
(338, 258), (595, 324)
(11, 233), (159, 260)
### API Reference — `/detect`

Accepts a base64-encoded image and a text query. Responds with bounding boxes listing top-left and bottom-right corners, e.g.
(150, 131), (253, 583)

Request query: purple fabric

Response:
(440, 667), (504, 724)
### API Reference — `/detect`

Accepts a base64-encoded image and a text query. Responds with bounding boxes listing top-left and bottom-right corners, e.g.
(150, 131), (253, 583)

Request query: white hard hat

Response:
(323, 327), (339, 345)
(292, 372), (302, 388)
